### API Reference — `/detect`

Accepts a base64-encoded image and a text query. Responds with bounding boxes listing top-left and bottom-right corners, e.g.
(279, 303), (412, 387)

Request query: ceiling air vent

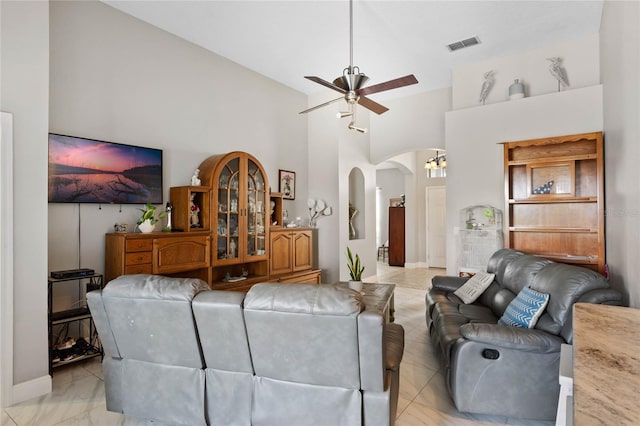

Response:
(447, 36), (480, 52)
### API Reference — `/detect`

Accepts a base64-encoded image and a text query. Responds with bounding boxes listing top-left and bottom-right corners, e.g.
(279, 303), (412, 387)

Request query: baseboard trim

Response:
(12, 374), (51, 405)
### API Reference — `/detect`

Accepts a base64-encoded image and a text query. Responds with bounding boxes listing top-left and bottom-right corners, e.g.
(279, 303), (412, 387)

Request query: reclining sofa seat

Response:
(88, 276), (404, 426)
(425, 248), (623, 420)
(87, 274), (211, 425)
(243, 283), (403, 426)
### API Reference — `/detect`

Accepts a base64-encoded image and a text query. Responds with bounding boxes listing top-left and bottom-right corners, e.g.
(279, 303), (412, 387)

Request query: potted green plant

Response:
(346, 246), (365, 292)
(137, 203), (166, 233)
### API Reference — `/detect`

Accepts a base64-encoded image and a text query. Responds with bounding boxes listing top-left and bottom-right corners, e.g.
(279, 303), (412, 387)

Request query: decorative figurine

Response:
(307, 198), (333, 228)
(349, 203), (359, 239)
(191, 169), (201, 186)
(547, 57), (569, 91)
(164, 202), (172, 231)
(229, 239), (237, 258)
(479, 70), (495, 105)
(190, 193), (200, 227)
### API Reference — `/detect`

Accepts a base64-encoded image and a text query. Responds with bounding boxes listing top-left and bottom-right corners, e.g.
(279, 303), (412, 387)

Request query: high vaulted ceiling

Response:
(102, 1), (603, 99)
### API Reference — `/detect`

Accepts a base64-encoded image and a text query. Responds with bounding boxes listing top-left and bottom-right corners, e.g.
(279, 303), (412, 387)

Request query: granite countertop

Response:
(573, 303), (640, 425)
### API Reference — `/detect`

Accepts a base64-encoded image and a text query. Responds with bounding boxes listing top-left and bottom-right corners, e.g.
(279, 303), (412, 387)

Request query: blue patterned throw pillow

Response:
(498, 287), (549, 328)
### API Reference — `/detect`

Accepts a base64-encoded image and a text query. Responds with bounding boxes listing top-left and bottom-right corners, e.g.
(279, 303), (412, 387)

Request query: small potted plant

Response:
(137, 203), (166, 233)
(346, 246), (365, 292)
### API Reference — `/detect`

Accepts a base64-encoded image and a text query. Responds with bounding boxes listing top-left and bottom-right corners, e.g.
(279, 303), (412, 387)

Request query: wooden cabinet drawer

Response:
(125, 264), (152, 275)
(278, 270), (321, 284)
(126, 239), (153, 252)
(153, 236), (210, 274)
(125, 252), (152, 265)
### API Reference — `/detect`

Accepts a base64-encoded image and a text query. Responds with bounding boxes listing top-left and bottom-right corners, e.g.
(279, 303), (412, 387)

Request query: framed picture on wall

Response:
(279, 170), (296, 200)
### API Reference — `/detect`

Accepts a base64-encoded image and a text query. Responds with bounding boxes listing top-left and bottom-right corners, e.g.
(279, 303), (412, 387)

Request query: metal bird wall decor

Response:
(479, 70), (495, 105)
(547, 57), (569, 91)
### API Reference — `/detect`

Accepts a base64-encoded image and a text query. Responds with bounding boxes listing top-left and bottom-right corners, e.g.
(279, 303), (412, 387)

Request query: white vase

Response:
(138, 219), (155, 233)
(348, 280), (363, 293)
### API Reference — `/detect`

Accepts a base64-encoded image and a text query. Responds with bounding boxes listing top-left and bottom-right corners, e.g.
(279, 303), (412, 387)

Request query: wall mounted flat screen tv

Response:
(48, 133), (163, 204)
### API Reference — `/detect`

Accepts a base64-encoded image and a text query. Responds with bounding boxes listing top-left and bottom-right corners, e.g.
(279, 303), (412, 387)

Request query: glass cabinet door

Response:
(216, 157), (240, 261)
(246, 159), (267, 259)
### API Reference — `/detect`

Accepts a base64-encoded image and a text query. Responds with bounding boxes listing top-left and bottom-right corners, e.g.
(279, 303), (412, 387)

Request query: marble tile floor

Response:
(3, 264), (554, 426)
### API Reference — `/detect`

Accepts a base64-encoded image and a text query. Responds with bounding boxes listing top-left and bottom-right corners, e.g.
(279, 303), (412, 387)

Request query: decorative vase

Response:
(138, 219), (155, 233)
(348, 280), (363, 293)
(509, 79), (525, 100)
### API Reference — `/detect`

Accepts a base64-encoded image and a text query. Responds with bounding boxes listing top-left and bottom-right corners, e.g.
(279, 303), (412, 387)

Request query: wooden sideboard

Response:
(269, 227), (320, 284)
(105, 231), (211, 283)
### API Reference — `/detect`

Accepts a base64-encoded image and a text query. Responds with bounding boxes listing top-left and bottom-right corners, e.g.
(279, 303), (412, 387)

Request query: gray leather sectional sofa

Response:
(426, 248), (622, 420)
(87, 275), (404, 426)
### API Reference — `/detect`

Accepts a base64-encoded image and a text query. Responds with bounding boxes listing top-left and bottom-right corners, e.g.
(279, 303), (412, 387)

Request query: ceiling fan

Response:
(299, 0), (418, 132)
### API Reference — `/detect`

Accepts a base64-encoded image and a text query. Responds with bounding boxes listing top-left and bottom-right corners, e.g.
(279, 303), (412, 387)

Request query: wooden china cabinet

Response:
(105, 151), (320, 290)
(198, 151), (270, 290)
(503, 132), (605, 273)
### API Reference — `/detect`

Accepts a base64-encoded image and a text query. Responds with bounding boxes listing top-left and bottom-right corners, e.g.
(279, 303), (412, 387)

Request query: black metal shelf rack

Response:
(48, 273), (103, 375)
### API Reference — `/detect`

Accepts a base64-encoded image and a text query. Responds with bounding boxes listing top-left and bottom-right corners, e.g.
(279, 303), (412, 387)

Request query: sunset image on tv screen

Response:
(48, 133), (163, 204)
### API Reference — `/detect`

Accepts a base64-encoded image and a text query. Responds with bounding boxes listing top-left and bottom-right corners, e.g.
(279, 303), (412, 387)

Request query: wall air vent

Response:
(447, 36), (480, 52)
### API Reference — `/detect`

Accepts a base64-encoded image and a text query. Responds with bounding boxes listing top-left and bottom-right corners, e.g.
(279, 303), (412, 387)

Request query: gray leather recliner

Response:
(425, 249), (623, 420)
(244, 283), (403, 426)
(88, 276), (404, 426)
(87, 274), (210, 425)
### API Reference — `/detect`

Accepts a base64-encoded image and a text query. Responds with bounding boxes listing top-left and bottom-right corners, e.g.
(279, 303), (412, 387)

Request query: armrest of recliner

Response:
(384, 323), (404, 372)
(460, 323), (563, 353)
(578, 288), (623, 305)
(431, 275), (469, 292)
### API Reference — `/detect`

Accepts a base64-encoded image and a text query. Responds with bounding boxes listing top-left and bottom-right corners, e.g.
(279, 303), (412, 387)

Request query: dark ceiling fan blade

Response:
(305, 76), (347, 94)
(357, 74), (418, 96)
(358, 96), (389, 115)
(299, 96), (344, 114)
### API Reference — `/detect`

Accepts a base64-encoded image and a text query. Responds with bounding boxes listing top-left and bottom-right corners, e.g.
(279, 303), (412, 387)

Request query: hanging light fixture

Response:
(424, 150), (446, 170)
(348, 122), (368, 133)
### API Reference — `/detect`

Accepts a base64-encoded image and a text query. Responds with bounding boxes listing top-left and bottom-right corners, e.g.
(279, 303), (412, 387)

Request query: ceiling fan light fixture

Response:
(299, 0), (418, 131)
(348, 122), (368, 133)
(337, 111), (354, 119)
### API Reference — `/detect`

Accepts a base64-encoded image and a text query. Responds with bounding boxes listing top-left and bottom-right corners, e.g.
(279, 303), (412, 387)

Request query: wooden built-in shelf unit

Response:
(503, 132), (604, 273)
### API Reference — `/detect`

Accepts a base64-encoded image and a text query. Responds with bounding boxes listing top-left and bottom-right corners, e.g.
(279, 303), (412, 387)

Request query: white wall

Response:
(600, 0), (640, 307)
(453, 33), (600, 109)
(445, 85), (603, 274)
(0, 112), (15, 408)
(339, 123), (377, 282)
(49, 1), (308, 279)
(0, 0), (51, 402)
(307, 91), (342, 283)
(305, 88), (378, 283)
(369, 88), (450, 164)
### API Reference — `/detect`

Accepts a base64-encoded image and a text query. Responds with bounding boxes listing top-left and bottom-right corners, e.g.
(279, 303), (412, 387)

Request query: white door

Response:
(426, 186), (446, 268)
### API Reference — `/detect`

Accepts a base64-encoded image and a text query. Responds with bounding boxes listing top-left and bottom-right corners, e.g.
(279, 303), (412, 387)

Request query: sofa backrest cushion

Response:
(100, 274), (209, 368)
(530, 263), (609, 339)
(244, 283), (363, 389)
(501, 255), (553, 295)
(192, 290), (253, 374)
(486, 249), (524, 286)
